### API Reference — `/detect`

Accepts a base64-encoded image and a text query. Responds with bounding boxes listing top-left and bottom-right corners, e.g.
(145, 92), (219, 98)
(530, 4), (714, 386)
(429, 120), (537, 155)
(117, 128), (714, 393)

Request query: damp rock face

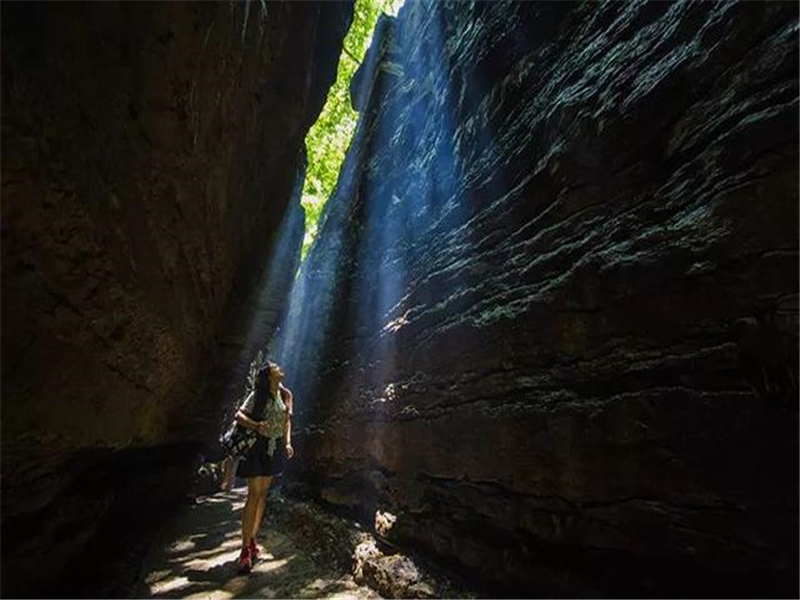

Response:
(0, 2), (352, 596)
(279, 1), (799, 596)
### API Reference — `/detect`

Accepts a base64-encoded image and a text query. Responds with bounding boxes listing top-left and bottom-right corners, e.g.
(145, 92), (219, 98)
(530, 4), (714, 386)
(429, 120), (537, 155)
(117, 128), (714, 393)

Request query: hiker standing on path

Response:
(233, 360), (294, 573)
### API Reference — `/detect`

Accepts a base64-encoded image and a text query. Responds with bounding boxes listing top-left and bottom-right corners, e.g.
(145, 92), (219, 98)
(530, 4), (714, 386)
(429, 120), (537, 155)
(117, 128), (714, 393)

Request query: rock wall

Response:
(1, 2), (352, 596)
(278, 1), (799, 596)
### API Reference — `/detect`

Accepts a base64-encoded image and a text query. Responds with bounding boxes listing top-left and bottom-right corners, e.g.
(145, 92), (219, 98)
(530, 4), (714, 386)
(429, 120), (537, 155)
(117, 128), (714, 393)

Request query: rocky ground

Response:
(133, 486), (475, 599)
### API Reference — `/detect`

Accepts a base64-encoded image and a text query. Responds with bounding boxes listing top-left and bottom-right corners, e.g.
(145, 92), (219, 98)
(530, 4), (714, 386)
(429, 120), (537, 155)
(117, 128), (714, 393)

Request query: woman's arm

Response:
(283, 413), (293, 458)
(234, 390), (264, 433)
(279, 384), (293, 410)
(281, 385), (294, 459)
(236, 410), (265, 435)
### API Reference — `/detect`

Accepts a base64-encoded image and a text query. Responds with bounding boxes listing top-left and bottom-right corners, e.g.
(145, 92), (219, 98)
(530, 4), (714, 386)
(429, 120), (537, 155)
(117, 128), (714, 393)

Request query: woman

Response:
(233, 360), (294, 573)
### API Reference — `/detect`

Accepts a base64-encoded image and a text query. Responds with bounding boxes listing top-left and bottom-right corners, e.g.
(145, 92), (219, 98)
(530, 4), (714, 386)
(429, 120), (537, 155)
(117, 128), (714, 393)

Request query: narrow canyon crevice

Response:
(2, 1), (798, 598)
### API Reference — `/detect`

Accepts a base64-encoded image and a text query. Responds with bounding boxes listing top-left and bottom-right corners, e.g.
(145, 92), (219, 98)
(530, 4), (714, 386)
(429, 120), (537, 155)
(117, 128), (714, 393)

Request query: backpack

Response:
(219, 351), (269, 458)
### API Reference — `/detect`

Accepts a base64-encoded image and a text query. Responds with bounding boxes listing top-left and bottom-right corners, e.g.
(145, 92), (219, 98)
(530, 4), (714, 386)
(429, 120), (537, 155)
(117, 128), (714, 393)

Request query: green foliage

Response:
(301, 0), (404, 259)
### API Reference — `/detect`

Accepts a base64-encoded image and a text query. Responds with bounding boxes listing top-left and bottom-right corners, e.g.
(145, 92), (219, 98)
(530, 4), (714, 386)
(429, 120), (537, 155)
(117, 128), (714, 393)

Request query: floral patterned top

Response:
(240, 384), (292, 456)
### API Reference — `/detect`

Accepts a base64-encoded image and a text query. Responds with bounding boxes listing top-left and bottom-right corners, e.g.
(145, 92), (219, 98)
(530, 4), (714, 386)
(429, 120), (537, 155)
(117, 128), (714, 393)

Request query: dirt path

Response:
(134, 489), (380, 599)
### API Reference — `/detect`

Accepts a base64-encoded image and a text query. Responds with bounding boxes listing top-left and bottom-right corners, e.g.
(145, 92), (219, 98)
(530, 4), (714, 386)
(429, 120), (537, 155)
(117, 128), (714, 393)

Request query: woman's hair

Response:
(253, 361), (280, 407)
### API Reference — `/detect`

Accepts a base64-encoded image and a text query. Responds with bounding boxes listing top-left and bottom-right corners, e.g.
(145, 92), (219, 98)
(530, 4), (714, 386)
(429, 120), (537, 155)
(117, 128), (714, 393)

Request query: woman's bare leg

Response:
(220, 457), (236, 491)
(250, 476), (272, 542)
(241, 477), (260, 548)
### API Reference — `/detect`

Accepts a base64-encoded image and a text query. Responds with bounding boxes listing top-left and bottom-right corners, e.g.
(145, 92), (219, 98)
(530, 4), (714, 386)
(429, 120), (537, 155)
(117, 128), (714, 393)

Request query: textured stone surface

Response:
(278, 1), (799, 596)
(262, 494), (473, 599)
(1, 2), (352, 596)
(2, 441), (203, 597)
(1, 0), (347, 450)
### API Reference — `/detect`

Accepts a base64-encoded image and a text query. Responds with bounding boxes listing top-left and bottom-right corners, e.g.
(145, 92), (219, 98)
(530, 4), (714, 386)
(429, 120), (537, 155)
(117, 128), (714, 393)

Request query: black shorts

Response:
(235, 436), (285, 478)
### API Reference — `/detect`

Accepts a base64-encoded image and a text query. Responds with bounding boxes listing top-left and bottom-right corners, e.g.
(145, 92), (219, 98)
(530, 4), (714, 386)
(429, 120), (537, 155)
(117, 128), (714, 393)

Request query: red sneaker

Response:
(249, 538), (260, 561)
(237, 546), (252, 574)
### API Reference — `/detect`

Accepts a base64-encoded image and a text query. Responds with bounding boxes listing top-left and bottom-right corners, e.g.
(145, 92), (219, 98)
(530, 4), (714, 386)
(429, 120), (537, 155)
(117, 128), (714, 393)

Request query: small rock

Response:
(407, 581), (437, 599)
(353, 538), (382, 582)
(361, 553), (424, 598)
(375, 509), (397, 537)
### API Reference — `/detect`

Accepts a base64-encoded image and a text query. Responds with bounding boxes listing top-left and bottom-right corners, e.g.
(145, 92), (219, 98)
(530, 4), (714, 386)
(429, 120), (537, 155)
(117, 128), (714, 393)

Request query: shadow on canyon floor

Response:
(132, 489), (378, 599)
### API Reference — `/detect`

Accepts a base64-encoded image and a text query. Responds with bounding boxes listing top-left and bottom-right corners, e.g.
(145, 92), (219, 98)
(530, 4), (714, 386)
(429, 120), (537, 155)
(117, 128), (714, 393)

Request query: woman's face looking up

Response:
(269, 363), (284, 383)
